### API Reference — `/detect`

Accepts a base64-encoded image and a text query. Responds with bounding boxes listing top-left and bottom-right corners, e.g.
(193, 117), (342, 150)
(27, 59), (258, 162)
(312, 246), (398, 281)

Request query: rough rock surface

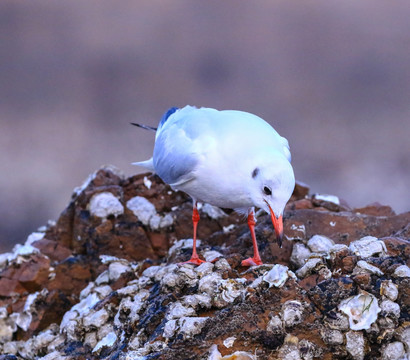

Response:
(0, 166), (409, 360)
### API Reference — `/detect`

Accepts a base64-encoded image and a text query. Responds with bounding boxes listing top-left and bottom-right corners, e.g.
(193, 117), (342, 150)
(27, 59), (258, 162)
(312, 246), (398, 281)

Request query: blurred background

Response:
(1, 0), (409, 253)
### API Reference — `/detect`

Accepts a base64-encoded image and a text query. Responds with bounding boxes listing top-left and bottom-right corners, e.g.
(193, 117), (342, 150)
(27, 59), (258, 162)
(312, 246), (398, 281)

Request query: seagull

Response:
(133, 106), (295, 266)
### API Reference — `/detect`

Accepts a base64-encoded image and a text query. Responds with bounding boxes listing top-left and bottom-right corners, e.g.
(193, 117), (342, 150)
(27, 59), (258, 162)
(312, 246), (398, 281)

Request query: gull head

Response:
(248, 150), (295, 245)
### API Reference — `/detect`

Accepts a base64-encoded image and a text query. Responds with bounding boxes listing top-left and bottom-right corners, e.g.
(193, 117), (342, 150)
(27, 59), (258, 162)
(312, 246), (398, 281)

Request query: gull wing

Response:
(153, 110), (200, 187)
(134, 140), (197, 187)
(280, 136), (292, 162)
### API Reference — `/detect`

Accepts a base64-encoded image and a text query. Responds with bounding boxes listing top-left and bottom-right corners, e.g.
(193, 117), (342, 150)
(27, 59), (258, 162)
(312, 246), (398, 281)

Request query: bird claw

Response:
(241, 257), (263, 267)
(179, 256), (206, 266)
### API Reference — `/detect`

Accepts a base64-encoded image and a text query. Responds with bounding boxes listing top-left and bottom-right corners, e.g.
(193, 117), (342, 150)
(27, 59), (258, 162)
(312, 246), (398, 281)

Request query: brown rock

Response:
(109, 223), (157, 261)
(291, 198), (314, 210)
(45, 201), (75, 250)
(329, 246), (351, 274)
(298, 274), (321, 291)
(48, 256), (93, 293)
(283, 220), (306, 241)
(16, 255), (51, 292)
(0, 277), (26, 297)
(123, 174), (189, 213)
(91, 167), (123, 188)
(0, 254), (51, 295)
(95, 220), (114, 235)
(291, 181), (310, 201)
(354, 202), (396, 217)
(32, 238), (72, 262)
(312, 195), (350, 212)
(1, 167), (409, 358)
(382, 237), (410, 262)
(148, 232), (169, 256)
(394, 222), (410, 239)
(342, 256), (357, 273)
(397, 279), (410, 309)
(352, 273), (371, 287)
(285, 209), (410, 245)
(309, 277), (357, 312)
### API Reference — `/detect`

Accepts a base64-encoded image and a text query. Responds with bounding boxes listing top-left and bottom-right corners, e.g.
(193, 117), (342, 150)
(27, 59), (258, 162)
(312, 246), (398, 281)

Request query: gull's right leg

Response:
(179, 202), (205, 265)
(241, 208), (263, 266)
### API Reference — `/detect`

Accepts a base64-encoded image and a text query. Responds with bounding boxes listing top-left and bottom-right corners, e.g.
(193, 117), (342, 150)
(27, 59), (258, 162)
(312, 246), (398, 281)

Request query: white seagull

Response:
(133, 106), (295, 266)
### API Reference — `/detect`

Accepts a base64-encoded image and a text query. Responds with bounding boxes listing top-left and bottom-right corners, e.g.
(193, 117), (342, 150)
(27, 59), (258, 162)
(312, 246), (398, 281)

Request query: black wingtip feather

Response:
(130, 123), (157, 131)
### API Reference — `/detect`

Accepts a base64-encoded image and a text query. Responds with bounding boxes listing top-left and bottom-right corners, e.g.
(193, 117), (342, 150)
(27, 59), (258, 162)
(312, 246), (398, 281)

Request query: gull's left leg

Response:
(179, 202), (205, 265)
(241, 208), (263, 266)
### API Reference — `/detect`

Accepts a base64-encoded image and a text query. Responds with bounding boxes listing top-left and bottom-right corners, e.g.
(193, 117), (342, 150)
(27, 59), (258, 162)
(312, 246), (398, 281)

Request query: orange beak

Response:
(265, 201), (283, 247)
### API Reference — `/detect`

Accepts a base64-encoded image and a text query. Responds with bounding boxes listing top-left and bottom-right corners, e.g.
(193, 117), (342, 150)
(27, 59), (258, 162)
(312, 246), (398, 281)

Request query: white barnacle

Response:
(126, 196), (156, 225)
(338, 291), (381, 330)
(213, 278), (247, 308)
(89, 192), (124, 219)
(262, 264), (292, 288)
(349, 236), (387, 258)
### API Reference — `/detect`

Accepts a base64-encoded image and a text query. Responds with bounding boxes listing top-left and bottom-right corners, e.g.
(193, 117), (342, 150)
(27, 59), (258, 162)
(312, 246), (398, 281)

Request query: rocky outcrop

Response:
(0, 166), (409, 359)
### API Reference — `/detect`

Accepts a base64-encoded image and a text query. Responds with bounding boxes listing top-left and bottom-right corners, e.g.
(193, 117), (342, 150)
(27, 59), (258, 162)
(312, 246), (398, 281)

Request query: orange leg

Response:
(179, 203), (205, 265)
(241, 210), (263, 266)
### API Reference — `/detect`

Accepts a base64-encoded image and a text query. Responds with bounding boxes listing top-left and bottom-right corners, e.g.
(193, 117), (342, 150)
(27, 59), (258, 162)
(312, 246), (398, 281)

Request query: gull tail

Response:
(132, 158), (155, 172)
(130, 122), (157, 131)
(131, 123), (156, 172)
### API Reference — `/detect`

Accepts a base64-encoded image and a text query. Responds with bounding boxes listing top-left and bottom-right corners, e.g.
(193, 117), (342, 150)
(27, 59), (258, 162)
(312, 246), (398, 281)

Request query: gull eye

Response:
(263, 186), (272, 196)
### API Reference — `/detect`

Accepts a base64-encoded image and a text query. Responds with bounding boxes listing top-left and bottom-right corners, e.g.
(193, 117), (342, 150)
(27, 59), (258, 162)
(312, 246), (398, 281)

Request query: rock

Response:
(266, 315), (283, 333)
(393, 265), (410, 278)
(320, 328), (344, 345)
(313, 193), (340, 205)
(198, 273), (223, 296)
(341, 255), (357, 273)
(89, 192), (124, 218)
(295, 257), (323, 278)
(179, 316), (208, 339)
(349, 236), (387, 257)
(262, 264), (292, 288)
(126, 196), (157, 225)
(166, 302), (196, 320)
(223, 336), (236, 348)
(108, 260), (132, 282)
(284, 221), (306, 241)
(380, 280), (399, 301)
(289, 198), (314, 210)
(208, 344), (256, 360)
(291, 181), (310, 200)
(354, 260), (384, 276)
(290, 242), (311, 269)
(381, 341), (405, 360)
(0, 166), (409, 359)
(396, 325), (410, 353)
(0, 307), (17, 342)
(83, 308), (109, 329)
(214, 278), (247, 308)
(345, 331), (365, 360)
(307, 234), (335, 253)
(380, 299), (400, 319)
(309, 277), (357, 312)
(354, 202), (396, 217)
(277, 334), (301, 360)
(282, 300), (304, 327)
(312, 193), (350, 212)
(298, 339), (322, 360)
(92, 331), (117, 354)
(31, 239), (72, 262)
(201, 203), (227, 219)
